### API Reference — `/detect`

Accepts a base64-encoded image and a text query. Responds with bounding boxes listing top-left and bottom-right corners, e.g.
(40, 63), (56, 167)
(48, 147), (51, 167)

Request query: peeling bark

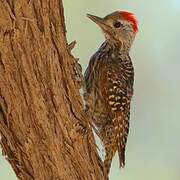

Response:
(0, 0), (106, 179)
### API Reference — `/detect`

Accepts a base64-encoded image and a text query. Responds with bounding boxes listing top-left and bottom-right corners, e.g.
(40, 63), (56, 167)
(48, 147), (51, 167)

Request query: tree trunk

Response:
(0, 0), (106, 179)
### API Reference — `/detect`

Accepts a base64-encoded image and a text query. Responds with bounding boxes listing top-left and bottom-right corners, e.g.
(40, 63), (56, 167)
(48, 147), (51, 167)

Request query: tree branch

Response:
(0, 0), (106, 179)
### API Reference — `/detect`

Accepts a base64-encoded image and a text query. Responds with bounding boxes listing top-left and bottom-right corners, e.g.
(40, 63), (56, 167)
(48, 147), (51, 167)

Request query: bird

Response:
(83, 11), (138, 175)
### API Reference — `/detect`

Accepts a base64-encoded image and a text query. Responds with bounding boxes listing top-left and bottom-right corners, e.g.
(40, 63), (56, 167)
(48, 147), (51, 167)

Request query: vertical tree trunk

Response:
(0, 0), (106, 179)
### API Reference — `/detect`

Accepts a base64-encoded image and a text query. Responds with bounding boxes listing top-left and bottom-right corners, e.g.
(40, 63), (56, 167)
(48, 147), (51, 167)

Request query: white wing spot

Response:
(112, 80), (118, 84)
(116, 96), (121, 100)
(125, 117), (129, 121)
(114, 102), (120, 106)
(120, 107), (124, 111)
(109, 101), (115, 105)
(109, 95), (115, 99)
(112, 107), (117, 111)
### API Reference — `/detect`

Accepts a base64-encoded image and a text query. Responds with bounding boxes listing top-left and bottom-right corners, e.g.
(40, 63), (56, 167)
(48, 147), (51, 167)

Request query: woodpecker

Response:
(84, 11), (138, 175)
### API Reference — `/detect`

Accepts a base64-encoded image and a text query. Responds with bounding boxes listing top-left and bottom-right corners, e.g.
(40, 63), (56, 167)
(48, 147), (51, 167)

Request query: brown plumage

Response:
(84, 11), (138, 175)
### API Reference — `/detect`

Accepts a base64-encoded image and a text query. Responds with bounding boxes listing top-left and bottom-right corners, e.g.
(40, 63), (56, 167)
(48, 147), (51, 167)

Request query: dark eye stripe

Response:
(113, 22), (122, 28)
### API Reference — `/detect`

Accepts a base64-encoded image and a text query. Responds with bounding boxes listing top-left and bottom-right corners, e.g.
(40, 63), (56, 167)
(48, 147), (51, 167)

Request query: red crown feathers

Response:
(120, 11), (138, 33)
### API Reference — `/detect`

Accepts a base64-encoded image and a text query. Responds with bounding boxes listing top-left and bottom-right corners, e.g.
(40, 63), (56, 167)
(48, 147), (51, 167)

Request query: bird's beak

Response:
(87, 14), (109, 31)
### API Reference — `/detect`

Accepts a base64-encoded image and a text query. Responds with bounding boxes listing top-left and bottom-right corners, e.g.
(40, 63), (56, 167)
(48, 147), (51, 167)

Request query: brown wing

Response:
(83, 54), (97, 111)
(100, 63), (133, 168)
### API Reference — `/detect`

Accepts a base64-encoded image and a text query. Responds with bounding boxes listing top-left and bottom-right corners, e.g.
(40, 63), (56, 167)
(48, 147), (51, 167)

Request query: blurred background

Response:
(1, 0), (180, 179)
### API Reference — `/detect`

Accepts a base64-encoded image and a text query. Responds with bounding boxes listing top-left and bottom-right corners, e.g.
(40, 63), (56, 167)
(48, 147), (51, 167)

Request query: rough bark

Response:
(0, 0), (106, 179)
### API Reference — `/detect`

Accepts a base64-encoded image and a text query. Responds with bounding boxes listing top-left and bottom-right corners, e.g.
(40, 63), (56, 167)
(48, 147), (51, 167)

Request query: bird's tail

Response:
(104, 145), (117, 175)
(117, 143), (125, 168)
(115, 116), (129, 169)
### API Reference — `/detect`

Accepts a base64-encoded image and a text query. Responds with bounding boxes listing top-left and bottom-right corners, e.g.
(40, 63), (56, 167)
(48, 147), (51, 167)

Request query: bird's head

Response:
(87, 11), (138, 50)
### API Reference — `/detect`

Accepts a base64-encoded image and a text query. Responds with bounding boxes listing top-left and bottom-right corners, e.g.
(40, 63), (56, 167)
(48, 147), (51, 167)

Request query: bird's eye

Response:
(113, 21), (122, 28)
